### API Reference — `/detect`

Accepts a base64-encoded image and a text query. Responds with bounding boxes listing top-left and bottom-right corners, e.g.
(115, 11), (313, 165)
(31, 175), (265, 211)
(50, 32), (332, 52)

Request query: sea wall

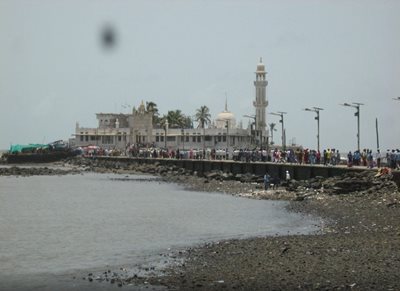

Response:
(93, 156), (400, 185)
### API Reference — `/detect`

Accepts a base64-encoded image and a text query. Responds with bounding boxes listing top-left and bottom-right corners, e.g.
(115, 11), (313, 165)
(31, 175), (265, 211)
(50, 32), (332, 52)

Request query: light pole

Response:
(270, 112), (287, 150)
(303, 107), (323, 152)
(243, 115), (257, 146)
(393, 97), (400, 101)
(341, 102), (364, 152)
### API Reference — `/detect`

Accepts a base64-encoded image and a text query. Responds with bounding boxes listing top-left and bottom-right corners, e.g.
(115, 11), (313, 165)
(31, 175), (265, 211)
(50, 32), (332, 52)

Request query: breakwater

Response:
(90, 156), (400, 186)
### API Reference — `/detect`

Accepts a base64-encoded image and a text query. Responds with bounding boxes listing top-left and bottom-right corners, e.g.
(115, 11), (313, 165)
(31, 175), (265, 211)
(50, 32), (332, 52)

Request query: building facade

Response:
(71, 59), (269, 151)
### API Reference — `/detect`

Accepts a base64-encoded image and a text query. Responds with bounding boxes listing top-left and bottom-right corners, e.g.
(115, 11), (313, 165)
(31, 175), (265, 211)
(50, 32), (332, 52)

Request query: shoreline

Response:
(2, 159), (400, 290)
(78, 158), (400, 290)
(130, 165), (399, 290)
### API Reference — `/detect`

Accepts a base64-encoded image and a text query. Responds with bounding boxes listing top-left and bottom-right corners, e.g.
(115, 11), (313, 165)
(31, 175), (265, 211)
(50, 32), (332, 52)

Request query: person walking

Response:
(347, 151), (353, 167)
(376, 149), (381, 168)
(367, 150), (374, 168)
(264, 172), (271, 190)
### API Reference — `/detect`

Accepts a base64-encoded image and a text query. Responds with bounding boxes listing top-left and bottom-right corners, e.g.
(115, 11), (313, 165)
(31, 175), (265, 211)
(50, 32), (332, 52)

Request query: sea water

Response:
(0, 173), (320, 290)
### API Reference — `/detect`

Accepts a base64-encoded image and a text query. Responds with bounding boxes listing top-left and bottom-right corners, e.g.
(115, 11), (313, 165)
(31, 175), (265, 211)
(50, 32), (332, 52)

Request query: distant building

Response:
(71, 58), (269, 151)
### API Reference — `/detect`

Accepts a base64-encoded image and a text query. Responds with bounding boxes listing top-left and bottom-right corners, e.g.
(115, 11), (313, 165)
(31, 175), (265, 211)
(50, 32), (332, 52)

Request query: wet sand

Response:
(143, 193), (400, 290)
(116, 163), (400, 290)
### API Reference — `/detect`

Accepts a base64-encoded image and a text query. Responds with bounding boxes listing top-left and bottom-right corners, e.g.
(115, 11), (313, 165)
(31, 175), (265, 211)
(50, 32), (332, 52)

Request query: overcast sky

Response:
(1, 0), (399, 151)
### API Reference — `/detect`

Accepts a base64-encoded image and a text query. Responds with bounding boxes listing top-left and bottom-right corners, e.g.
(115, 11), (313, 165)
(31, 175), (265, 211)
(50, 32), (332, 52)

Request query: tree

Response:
(166, 110), (185, 128)
(195, 106), (211, 153)
(195, 105), (211, 129)
(146, 101), (159, 124)
(158, 115), (168, 128)
(182, 116), (193, 129)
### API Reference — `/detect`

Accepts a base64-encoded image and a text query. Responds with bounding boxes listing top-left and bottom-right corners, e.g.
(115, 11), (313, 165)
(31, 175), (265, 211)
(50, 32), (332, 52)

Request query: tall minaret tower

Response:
(253, 57), (268, 143)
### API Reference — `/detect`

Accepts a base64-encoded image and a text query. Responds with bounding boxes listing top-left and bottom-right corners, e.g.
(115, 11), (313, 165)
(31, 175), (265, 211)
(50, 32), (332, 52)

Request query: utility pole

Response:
(243, 115), (257, 146)
(270, 112), (287, 150)
(376, 118), (380, 151)
(304, 107), (323, 152)
(341, 102), (364, 152)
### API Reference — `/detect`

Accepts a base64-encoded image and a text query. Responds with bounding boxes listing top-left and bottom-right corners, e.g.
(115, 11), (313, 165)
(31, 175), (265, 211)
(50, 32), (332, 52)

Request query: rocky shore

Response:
(60, 157), (400, 290)
(4, 158), (400, 290)
(0, 165), (81, 176)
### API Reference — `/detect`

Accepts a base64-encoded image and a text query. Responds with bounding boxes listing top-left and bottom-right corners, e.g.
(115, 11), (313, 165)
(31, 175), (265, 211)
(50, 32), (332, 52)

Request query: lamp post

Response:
(393, 97), (400, 101)
(270, 112), (287, 150)
(340, 102), (364, 152)
(303, 107), (323, 152)
(243, 115), (257, 146)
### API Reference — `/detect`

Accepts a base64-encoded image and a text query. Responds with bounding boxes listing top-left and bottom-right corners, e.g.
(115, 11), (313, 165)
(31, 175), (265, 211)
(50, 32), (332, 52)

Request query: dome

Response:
(216, 111), (236, 129)
(215, 98), (236, 129)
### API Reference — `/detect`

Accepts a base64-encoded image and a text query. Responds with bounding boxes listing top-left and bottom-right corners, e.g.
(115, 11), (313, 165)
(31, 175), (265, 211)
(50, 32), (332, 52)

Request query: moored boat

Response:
(6, 141), (78, 163)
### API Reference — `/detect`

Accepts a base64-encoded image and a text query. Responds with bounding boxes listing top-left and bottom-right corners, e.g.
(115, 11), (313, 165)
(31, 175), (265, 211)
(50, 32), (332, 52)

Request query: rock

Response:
(206, 172), (219, 179)
(221, 172), (234, 180)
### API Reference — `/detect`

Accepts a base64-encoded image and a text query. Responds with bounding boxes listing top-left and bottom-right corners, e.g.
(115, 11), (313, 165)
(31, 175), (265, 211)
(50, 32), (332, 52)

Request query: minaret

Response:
(253, 57), (268, 141)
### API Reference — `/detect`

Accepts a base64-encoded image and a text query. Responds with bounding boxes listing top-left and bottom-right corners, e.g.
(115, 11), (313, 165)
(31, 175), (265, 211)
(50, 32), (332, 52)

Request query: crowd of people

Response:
(79, 143), (400, 170)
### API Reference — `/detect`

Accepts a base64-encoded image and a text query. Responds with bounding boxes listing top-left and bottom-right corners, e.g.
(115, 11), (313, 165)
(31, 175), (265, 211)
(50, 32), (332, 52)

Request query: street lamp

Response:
(303, 107), (323, 152)
(270, 112), (287, 150)
(243, 115), (257, 146)
(340, 102), (364, 152)
(393, 97), (400, 101)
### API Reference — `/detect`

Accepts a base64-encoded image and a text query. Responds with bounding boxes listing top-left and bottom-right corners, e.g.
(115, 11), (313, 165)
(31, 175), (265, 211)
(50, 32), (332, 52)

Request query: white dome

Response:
(216, 111), (236, 129)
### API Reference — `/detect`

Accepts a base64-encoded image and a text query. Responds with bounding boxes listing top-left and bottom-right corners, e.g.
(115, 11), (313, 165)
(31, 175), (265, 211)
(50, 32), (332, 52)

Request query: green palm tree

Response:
(195, 106), (211, 153)
(146, 101), (159, 124)
(158, 115), (167, 128)
(167, 110), (185, 128)
(182, 116), (193, 129)
(195, 106), (211, 129)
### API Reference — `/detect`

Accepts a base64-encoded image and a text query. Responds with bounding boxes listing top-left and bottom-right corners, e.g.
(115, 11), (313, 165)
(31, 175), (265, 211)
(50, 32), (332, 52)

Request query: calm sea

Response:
(0, 172), (320, 290)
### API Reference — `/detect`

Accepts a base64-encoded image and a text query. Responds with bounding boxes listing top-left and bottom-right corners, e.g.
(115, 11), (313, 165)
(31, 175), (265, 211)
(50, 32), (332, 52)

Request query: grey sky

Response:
(1, 0), (399, 151)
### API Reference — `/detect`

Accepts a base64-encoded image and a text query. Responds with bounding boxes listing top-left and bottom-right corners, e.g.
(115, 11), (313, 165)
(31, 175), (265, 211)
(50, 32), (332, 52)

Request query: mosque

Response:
(71, 58), (269, 151)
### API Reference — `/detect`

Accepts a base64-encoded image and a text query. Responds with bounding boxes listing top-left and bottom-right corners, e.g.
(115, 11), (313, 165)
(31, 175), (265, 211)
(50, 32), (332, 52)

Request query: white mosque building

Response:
(71, 58), (269, 151)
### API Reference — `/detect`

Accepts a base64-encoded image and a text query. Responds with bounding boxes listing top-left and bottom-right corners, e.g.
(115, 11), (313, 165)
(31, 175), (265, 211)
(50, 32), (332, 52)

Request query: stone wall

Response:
(93, 156), (400, 186)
